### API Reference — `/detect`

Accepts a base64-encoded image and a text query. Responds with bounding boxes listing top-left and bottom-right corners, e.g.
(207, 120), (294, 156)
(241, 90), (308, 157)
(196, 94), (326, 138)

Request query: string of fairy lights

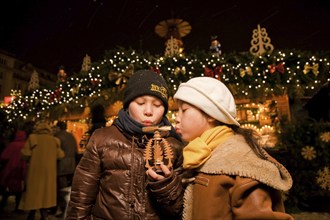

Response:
(3, 49), (330, 125)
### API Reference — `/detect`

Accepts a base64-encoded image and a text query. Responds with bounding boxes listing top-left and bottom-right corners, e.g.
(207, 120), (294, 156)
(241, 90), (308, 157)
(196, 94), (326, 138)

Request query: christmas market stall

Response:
(1, 23), (330, 212)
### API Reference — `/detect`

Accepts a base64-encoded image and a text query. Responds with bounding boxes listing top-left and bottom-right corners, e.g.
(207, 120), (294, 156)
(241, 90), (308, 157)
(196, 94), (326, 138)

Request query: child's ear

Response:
(207, 117), (216, 123)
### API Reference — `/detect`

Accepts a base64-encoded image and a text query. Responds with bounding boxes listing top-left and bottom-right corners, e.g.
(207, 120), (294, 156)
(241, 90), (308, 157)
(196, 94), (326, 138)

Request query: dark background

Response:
(1, 0), (330, 73)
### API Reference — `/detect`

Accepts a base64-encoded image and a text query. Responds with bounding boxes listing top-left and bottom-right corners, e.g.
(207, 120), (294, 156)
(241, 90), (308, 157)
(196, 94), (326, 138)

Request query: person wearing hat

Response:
(19, 121), (65, 220)
(172, 77), (293, 219)
(66, 70), (184, 220)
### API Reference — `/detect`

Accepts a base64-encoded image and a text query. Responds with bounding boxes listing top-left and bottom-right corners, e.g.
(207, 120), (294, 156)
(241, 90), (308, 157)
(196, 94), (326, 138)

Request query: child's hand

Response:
(146, 163), (171, 180)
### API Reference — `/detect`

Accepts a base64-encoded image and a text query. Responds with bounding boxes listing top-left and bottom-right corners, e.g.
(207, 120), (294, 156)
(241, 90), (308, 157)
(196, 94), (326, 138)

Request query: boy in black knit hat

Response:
(123, 70), (169, 114)
(67, 70), (184, 220)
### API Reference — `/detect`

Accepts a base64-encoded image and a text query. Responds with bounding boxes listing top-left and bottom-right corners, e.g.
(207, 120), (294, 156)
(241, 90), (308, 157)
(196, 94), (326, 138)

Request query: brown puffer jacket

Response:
(66, 125), (184, 220)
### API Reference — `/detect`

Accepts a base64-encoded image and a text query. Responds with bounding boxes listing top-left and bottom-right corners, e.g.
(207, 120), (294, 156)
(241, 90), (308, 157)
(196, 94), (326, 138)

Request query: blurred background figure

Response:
(19, 121), (64, 220)
(89, 104), (107, 135)
(53, 121), (77, 219)
(0, 130), (27, 213)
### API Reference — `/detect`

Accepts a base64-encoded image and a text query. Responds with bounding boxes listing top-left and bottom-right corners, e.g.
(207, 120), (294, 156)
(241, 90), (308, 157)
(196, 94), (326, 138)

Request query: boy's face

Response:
(175, 100), (213, 142)
(128, 95), (165, 126)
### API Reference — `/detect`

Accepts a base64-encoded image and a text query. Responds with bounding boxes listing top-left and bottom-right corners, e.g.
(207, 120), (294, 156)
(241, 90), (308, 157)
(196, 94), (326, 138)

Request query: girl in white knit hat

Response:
(172, 77), (293, 220)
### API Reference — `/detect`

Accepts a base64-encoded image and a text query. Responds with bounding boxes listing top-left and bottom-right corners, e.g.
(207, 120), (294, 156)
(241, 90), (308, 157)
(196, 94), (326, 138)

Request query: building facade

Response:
(0, 49), (57, 101)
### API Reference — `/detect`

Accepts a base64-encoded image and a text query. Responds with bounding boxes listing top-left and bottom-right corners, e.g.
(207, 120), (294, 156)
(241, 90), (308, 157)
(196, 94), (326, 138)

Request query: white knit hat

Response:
(174, 77), (240, 126)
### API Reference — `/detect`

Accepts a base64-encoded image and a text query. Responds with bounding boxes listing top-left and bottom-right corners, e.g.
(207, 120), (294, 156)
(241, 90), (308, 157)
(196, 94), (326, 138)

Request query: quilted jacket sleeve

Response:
(147, 168), (184, 219)
(66, 134), (101, 220)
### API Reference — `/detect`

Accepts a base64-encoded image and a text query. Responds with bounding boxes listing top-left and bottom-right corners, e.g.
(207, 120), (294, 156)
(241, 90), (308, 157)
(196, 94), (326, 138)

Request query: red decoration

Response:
(50, 88), (62, 102)
(150, 66), (161, 74)
(4, 96), (14, 105)
(269, 62), (284, 74)
(91, 78), (101, 88)
(204, 66), (222, 80)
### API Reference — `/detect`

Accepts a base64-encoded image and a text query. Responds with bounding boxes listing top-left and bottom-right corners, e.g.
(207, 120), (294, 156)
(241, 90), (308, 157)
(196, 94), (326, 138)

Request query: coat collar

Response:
(199, 135), (293, 191)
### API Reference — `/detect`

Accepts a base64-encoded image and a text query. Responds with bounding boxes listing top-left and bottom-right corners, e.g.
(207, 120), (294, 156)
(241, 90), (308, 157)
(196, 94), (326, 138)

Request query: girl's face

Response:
(128, 95), (165, 126)
(175, 100), (214, 142)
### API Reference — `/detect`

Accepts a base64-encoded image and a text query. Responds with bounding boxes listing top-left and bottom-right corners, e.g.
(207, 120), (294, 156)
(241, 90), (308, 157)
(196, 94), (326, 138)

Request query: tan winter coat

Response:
(19, 122), (65, 210)
(183, 135), (293, 220)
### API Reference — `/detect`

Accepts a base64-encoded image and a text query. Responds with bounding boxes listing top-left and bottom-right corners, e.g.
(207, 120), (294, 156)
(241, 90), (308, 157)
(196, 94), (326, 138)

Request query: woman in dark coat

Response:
(0, 130), (27, 211)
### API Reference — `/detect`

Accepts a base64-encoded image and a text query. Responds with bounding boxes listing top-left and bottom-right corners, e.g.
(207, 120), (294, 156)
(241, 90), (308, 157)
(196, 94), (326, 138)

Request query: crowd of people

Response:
(1, 69), (294, 220)
(0, 120), (78, 220)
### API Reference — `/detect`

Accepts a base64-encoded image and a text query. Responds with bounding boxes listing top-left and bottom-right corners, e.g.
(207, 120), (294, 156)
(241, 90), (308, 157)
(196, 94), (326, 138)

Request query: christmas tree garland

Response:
(3, 47), (330, 121)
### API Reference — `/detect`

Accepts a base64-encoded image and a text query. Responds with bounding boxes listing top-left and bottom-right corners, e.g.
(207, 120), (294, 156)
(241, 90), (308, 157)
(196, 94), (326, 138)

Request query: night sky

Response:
(1, 0), (330, 74)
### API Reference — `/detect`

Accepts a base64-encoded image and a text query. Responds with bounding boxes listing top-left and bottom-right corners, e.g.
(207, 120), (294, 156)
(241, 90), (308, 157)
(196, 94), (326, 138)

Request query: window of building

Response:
(0, 58), (7, 65)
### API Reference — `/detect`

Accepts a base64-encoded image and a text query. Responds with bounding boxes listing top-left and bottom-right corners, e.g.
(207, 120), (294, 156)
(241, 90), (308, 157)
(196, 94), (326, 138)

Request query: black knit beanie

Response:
(123, 70), (169, 114)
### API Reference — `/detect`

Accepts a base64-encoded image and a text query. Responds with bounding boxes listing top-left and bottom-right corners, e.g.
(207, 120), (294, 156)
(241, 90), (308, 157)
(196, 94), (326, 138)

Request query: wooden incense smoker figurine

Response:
(143, 126), (174, 173)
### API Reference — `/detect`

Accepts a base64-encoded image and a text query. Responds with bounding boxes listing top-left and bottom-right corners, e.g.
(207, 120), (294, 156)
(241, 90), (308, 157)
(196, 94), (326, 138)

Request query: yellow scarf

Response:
(183, 126), (233, 169)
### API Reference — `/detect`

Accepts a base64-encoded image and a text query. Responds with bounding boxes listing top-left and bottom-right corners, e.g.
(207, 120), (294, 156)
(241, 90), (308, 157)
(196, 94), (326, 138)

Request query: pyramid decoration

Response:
(155, 18), (191, 57)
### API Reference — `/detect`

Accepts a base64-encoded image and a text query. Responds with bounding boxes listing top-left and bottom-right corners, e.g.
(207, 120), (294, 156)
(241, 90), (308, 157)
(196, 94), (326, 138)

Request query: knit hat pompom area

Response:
(123, 70), (169, 113)
(174, 77), (240, 126)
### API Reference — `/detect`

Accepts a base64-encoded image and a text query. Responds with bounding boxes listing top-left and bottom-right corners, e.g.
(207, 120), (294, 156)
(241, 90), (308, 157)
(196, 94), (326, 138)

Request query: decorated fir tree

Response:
(27, 69), (40, 91)
(81, 54), (92, 72)
(250, 24), (274, 56)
